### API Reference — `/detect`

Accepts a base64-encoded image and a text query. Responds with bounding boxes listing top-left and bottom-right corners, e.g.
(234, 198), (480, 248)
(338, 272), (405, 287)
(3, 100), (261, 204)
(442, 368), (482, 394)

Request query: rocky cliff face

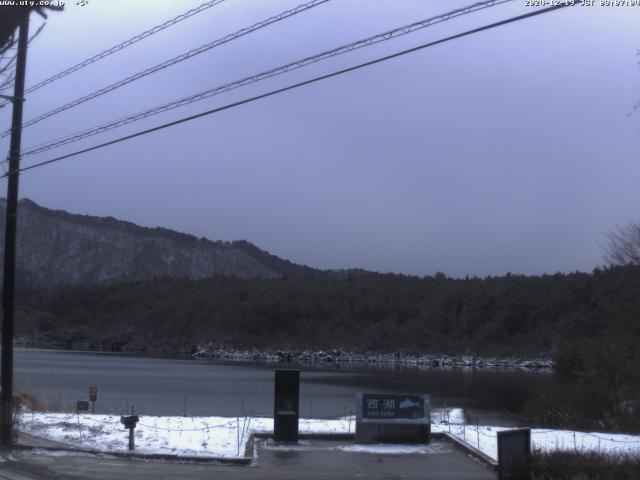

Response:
(0, 198), (306, 287)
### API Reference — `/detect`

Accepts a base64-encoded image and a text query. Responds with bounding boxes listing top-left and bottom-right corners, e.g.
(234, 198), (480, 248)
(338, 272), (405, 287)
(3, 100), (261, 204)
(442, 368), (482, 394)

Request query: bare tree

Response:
(0, 3), (60, 106)
(604, 221), (640, 266)
(0, 44), (17, 97)
(606, 50), (640, 266)
(0, 21), (47, 110)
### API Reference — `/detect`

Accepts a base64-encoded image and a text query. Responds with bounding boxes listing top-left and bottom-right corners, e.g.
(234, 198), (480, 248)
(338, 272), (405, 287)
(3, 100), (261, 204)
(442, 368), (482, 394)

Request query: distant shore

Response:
(15, 336), (553, 370)
(193, 343), (553, 370)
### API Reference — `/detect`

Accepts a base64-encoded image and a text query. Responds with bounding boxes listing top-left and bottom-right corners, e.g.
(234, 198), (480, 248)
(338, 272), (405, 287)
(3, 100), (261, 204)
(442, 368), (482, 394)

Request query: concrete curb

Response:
(249, 431), (497, 472)
(244, 432), (356, 458)
(251, 432), (356, 441)
(14, 442), (252, 465)
(15, 431), (357, 465)
(15, 430), (497, 470)
(435, 432), (498, 469)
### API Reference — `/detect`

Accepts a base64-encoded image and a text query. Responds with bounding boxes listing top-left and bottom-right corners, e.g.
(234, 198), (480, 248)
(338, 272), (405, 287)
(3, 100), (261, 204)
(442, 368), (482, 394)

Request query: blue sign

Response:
(362, 394), (424, 419)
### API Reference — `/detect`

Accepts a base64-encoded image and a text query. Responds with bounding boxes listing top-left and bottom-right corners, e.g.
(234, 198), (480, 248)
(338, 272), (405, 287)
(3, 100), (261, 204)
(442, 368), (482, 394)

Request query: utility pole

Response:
(1, 16), (29, 448)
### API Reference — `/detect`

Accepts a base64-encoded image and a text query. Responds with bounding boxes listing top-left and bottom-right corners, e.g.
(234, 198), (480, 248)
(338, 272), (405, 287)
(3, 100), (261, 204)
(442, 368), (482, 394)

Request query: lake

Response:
(14, 348), (551, 425)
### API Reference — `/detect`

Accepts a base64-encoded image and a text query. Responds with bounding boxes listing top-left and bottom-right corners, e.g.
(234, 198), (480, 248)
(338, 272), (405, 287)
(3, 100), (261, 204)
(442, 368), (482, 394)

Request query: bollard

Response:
(120, 415), (139, 451)
(274, 369), (299, 443)
(497, 428), (531, 480)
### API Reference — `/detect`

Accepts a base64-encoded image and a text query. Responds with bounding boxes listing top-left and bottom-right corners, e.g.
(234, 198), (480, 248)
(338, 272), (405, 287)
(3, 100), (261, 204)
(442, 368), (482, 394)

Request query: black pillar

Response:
(274, 369), (299, 442)
(497, 428), (531, 480)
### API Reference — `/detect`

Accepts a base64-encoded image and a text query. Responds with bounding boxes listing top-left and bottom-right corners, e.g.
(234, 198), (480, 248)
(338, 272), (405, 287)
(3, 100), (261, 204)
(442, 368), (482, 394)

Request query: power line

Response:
(0, 47), (18, 89)
(2, 0), (329, 136)
(0, 36), (15, 57)
(27, 21), (46, 46)
(19, 0), (514, 156)
(0, 0), (228, 109)
(4, 2), (576, 179)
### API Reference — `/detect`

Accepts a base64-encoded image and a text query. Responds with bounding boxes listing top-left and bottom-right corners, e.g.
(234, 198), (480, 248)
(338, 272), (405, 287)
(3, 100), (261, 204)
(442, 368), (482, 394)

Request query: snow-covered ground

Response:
(17, 413), (353, 458)
(434, 409), (640, 459)
(16, 408), (640, 460)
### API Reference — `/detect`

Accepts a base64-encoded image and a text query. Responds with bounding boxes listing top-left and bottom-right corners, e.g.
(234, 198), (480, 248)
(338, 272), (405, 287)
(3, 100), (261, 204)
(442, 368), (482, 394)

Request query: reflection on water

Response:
(14, 348), (551, 424)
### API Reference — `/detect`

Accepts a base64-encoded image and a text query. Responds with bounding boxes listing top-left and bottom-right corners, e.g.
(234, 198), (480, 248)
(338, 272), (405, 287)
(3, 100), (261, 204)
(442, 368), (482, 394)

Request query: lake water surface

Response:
(15, 348), (551, 425)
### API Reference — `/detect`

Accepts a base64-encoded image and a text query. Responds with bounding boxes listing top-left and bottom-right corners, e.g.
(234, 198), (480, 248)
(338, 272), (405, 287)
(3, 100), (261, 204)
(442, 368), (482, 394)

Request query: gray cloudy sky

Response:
(0, 0), (639, 277)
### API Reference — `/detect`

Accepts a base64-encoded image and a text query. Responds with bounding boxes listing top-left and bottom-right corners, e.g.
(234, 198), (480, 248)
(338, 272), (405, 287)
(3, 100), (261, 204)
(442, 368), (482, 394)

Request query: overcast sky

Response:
(0, 0), (639, 277)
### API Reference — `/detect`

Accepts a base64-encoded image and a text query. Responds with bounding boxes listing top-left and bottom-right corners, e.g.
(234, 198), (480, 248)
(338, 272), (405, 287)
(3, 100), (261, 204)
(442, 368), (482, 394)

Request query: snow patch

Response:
(336, 443), (450, 455)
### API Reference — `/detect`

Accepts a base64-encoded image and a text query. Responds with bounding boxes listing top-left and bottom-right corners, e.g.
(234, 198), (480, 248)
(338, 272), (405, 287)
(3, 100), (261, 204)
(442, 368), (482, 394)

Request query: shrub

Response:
(531, 450), (640, 480)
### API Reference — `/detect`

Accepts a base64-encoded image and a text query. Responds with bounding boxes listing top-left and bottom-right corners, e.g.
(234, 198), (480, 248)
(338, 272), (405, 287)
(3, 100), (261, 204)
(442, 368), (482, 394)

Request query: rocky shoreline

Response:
(15, 335), (553, 370)
(193, 343), (553, 370)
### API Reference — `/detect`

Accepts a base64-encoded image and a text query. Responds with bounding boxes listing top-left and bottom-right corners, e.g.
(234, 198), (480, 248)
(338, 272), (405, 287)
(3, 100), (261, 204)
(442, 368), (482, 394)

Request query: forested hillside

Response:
(15, 265), (640, 357)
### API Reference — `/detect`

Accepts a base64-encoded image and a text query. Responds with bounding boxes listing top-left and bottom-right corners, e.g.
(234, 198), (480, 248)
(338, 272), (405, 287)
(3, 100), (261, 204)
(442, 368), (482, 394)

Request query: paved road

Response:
(0, 440), (496, 480)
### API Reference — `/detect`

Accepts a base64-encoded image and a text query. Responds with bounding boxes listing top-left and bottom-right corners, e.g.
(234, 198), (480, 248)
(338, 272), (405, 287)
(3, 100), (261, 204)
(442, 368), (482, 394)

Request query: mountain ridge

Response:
(0, 198), (327, 287)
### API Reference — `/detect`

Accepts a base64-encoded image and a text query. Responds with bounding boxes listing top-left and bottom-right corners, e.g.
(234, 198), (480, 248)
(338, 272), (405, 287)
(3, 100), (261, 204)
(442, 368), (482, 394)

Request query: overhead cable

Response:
(20, 0), (513, 155)
(0, 0), (229, 109)
(2, 0), (329, 136)
(5, 2), (577, 178)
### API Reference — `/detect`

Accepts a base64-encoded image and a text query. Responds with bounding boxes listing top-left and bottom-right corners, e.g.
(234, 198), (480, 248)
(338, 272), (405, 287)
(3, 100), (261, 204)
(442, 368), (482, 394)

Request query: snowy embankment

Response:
(432, 410), (640, 460)
(16, 408), (640, 460)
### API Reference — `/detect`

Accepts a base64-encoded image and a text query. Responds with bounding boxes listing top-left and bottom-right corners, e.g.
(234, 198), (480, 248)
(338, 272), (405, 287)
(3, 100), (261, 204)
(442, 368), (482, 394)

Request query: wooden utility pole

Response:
(1, 16), (29, 448)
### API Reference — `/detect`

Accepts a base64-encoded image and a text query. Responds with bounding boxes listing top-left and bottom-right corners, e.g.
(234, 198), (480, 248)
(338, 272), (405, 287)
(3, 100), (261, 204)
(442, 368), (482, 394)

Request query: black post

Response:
(273, 369), (299, 443)
(497, 428), (531, 480)
(89, 387), (97, 414)
(1, 17), (29, 449)
(120, 415), (138, 450)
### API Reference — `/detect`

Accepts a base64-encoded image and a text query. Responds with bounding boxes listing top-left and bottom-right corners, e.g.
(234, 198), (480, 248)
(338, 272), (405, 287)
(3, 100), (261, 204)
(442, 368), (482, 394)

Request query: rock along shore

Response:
(193, 343), (553, 370)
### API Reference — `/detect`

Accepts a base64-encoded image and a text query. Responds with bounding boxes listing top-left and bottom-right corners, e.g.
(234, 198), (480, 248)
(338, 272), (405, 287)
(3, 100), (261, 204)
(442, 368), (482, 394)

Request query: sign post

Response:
(120, 415), (139, 450)
(89, 387), (97, 414)
(356, 392), (430, 443)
